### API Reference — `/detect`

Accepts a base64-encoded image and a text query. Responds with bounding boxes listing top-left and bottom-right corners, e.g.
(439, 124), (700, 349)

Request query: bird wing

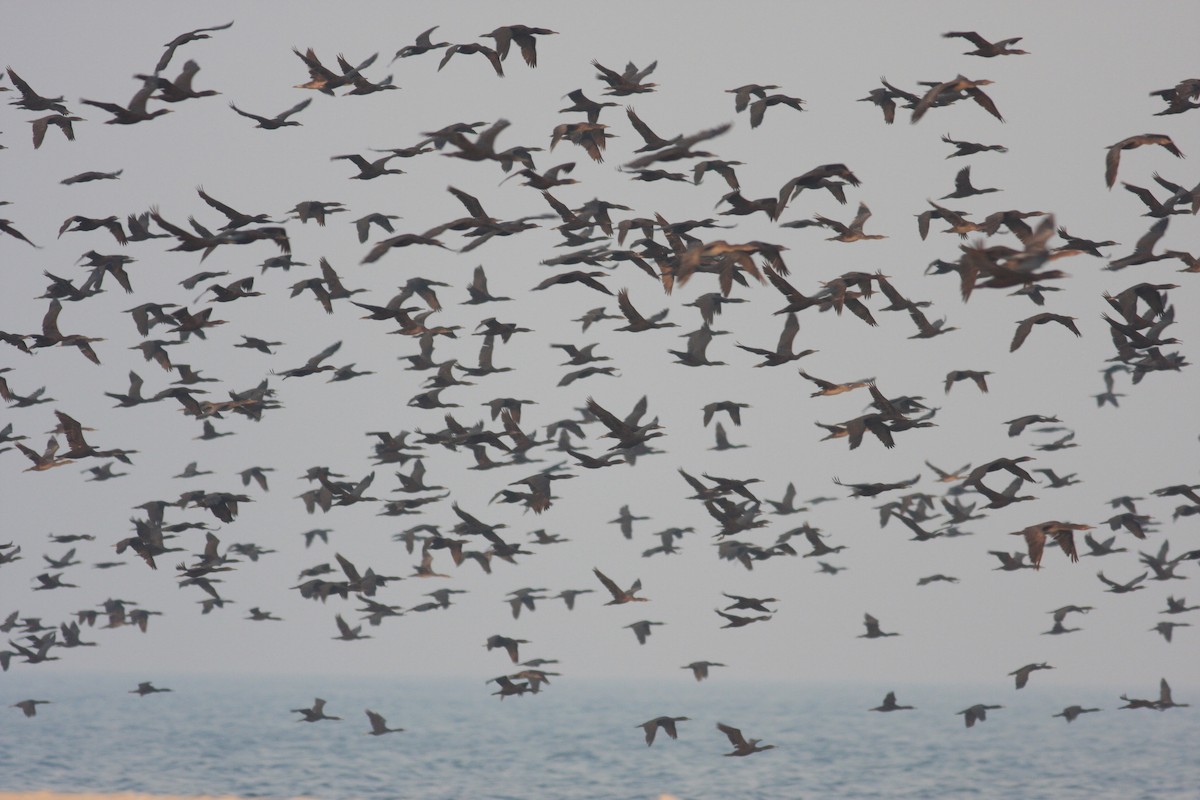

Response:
(716, 722), (747, 746)
(278, 98), (313, 120)
(1105, 145), (1122, 189)
(626, 106), (665, 147)
(615, 289), (646, 325)
(307, 340), (342, 367)
(1053, 531), (1079, 562)
(775, 313), (799, 353)
(196, 187), (241, 221)
(592, 567), (623, 600)
(229, 103), (269, 124)
(447, 186), (488, 219)
(1010, 317), (1036, 352)
(1022, 528), (1045, 568)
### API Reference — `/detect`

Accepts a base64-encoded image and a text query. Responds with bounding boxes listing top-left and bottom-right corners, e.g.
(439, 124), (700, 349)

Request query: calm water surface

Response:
(1, 674), (1195, 799)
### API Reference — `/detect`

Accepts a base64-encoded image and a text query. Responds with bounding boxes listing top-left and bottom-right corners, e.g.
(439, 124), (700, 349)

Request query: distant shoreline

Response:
(0, 793), (313, 800)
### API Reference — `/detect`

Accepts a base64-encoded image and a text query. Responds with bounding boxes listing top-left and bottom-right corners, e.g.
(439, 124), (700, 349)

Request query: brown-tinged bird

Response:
(716, 723), (775, 756)
(31, 114), (83, 149)
(593, 567), (648, 604)
(1105, 134), (1184, 189)
(912, 75), (1003, 124)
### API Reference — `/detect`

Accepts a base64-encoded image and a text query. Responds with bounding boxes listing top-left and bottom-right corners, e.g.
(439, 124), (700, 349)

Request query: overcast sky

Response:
(2, 1), (1198, 698)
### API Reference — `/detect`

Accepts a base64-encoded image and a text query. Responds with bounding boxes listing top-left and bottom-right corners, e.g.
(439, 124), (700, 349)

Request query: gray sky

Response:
(2, 1), (1198, 694)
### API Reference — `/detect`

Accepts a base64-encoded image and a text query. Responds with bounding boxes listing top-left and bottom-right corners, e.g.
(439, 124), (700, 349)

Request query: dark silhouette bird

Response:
(941, 166), (1000, 199)
(637, 715), (689, 745)
(736, 313), (815, 367)
(943, 31), (1028, 57)
(481, 25), (557, 68)
(333, 153), (405, 180)
(138, 60), (218, 103)
(229, 98), (312, 129)
(1053, 706), (1100, 722)
(871, 692), (914, 712)
(439, 43), (505, 77)
(11, 699), (51, 718)
(130, 681), (172, 696)
(0, 217), (39, 247)
(392, 26), (451, 61)
(945, 370), (991, 393)
(957, 703), (1002, 728)
(1162, 596), (1200, 615)
(365, 709), (404, 735)
(1098, 570), (1148, 594)
(155, 21), (233, 72)
(61, 169), (122, 186)
(1155, 678), (1189, 710)
(716, 722), (775, 756)
(1009, 662), (1053, 689)
(485, 634), (528, 663)
(749, 93), (805, 128)
(941, 133), (1007, 157)
(716, 608), (772, 628)
(1150, 621), (1189, 643)
(859, 613), (899, 638)
(592, 60), (658, 95)
(292, 698), (340, 722)
(81, 78), (172, 125)
(7, 67), (68, 114)
(682, 661), (726, 682)
(625, 619), (664, 644)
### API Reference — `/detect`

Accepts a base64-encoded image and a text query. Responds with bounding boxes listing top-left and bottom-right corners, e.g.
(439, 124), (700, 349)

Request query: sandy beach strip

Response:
(0, 793), (313, 800)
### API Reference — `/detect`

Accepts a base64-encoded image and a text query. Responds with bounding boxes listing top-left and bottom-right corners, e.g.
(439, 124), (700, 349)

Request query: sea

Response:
(1, 674), (1196, 800)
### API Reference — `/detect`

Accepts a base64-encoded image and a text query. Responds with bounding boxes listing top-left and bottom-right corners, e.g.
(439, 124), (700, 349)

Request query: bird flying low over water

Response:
(871, 692), (914, 712)
(716, 722), (775, 756)
(637, 715), (689, 745)
(957, 704), (1002, 727)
